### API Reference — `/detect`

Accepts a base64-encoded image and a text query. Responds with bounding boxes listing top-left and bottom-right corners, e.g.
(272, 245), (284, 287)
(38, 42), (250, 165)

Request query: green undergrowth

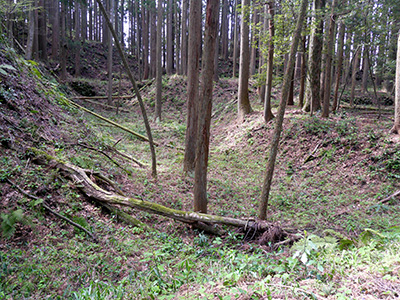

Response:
(1, 42), (400, 299)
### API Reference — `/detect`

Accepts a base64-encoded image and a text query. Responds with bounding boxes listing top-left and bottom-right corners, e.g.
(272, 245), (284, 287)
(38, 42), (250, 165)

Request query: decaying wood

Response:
(30, 147), (299, 240)
(7, 179), (98, 242)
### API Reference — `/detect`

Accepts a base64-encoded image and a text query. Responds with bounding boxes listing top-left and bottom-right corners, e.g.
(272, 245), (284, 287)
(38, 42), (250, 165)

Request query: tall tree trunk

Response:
(304, 0), (324, 114)
(75, 1), (81, 77)
(390, 30), (400, 134)
(51, 0), (60, 60)
(155, 0), (163, 122)
(238, 0), (252, 120)
(332, 20), (345, 112)
(38, 0), (48, 61)
(81, 1), (87, 41)
(120, 0), (125, 47)
(287, 68), (295, 106)
(166, 0), (174, 74)
(258, 0), (308, 220)
(263, 1), (275, 123)
(107, 0), (114, 105)
(249, 6), (259, 76)
(180, 0), (189, 75)
(221, 0), (229, 60)
(362, 46), (369, 93)
(150, 1), (157, 78)
(298, 36), (307, 108)
(60, 2), (67, 82)
(350, 48), (360, 107)
(26, 2), (36, 60)
(321, 0), (336, 118)
(193, 0), (219, 213)
(232, 0), (239, 77)
(183, 0), (202, 174)
(142, 2), (149, 79)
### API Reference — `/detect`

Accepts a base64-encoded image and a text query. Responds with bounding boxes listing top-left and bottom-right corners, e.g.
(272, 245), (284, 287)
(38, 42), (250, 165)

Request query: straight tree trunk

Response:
(321, 0), (337, 118)
(298, 36), (307, 108)
(180, 0), (189, 75)
(142, 2), (149, 79)
(249, 6), (259, 76)
(332, 20), (345, 112)
(150, 1), (157, 78)
(75, 1), (81, 77)
(60, 2), (67, 82)
(193, 0), (220, 213)
(304, 0), (324, 114)
(221, 0), (229, 60)
(107, 0), (114, 105)
(155, 0), (163, 121)
(263, 1), (275, 123)
(350, 48), (360, 107)
(259, 0), (308, 220)
(25, 2), (35, 60)
(232, 0), (239, 77)
(362, 46), (369, 93)
(51, 0), (60, 60)
(38, 0), (47, 61)
(238, 0), (252, 120)
(166, 0), (174, 74)
(390, 30), (400, 134)
(183, 0), (202, 174)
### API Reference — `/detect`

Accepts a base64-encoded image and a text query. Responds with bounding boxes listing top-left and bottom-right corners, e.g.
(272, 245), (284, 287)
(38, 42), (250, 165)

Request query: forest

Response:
(1, 0), (400, 298)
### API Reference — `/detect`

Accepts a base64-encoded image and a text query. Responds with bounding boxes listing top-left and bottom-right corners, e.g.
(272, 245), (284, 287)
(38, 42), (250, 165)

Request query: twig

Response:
(78, 98), (131, 113)
(262, 283), (325, 300)
(76, 142), (132, 175)
(379, 190), (400, 204)
(6, 179), (98, 242)
(303, 141), (324, 164)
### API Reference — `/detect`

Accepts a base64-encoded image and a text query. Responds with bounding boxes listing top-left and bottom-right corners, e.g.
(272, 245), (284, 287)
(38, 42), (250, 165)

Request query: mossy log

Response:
(29, 148), (296, 237)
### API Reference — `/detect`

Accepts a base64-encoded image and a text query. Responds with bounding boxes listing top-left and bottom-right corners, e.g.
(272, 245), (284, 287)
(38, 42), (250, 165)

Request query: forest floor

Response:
(1, 43), (400, 299)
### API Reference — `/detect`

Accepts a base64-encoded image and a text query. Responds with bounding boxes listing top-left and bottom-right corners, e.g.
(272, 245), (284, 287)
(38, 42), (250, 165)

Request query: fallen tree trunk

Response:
(30, 147), (298, 240)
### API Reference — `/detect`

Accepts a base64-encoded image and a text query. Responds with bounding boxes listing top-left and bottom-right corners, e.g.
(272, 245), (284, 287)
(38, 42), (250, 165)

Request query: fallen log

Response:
(29, 147), (299, 242)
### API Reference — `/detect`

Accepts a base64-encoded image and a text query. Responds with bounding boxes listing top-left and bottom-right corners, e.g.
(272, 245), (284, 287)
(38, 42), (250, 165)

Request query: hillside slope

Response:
(1, 43), (400, 299)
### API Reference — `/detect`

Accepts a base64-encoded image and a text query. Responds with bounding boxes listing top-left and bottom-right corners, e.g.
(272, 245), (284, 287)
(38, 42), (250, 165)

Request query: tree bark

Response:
(332, 20), (345, 112)
(193, 0), (220, 213)
(232, 0), (240, 77)
(298, 36), (307, 108)
(38, 0), (48, 61)
(350, 47), (360, 107)
(249, 5), (259, 76)
(180, 0), (189, 75)
(390, 30), (400, 134)
(238, 0), (252, 120)
(258, 0), (308, 220)
(321, 0), (337, 118)
(263, 1), (275, 123)
(303, 0), (324, 114)
(51, 0), (60, 60)
(166, 0), (174, 74)
(150, 0), (157, 78)
(155, 0), (163, 122)
(183, 0), (202, 174)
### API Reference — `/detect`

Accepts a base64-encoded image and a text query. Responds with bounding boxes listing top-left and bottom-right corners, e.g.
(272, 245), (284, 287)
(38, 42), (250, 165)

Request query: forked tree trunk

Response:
(258, 0), (308, 220)
(183, 0), (202, 174)
(193, 0), (220, 213)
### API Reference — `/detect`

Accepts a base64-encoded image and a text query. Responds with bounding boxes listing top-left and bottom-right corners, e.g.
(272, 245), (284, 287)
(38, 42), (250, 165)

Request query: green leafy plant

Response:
(1, 209), (32, 238)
